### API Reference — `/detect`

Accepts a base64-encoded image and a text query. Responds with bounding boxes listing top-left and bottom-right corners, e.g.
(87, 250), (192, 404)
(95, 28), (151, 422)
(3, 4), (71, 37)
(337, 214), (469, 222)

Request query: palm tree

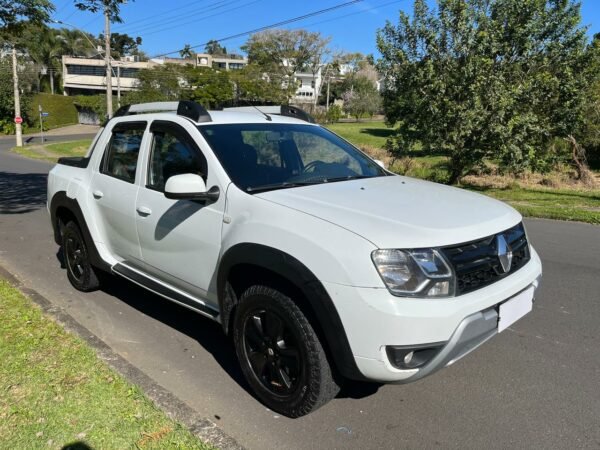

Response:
(179, 44), (195, 60)
(26, 26), (63, 94)
(56, 28), (98, 58)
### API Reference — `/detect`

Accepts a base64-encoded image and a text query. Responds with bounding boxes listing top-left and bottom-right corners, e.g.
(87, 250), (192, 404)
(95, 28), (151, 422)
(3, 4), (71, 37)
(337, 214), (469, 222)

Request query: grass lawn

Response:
(467, 185), (600, 224)
(326, 121), (395, 148)
(13, 139), (91, 163)
(0, 280), (212, 450)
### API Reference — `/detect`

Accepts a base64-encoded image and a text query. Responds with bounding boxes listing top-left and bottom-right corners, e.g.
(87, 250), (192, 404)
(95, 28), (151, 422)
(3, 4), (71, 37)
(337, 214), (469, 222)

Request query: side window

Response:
(102, 123), (145, 183)
(147, 125), (206, 191)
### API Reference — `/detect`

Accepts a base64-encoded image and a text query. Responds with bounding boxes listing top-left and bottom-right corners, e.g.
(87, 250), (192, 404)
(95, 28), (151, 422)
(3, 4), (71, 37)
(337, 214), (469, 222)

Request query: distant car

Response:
(47, 101), (542, 417)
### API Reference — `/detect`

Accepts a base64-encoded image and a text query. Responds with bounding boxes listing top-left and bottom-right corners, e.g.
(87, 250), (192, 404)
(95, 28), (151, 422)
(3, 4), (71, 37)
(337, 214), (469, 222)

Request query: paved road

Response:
(1, 135), (599, 449)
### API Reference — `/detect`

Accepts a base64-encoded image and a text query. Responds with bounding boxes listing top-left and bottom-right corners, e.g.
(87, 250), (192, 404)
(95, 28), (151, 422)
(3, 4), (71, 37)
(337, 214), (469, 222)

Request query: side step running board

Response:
(112, 263), (219, 320)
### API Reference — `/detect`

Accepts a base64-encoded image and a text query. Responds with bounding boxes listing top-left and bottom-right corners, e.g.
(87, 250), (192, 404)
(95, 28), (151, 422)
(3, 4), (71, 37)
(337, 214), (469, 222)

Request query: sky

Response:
(50, 0), (600, 59)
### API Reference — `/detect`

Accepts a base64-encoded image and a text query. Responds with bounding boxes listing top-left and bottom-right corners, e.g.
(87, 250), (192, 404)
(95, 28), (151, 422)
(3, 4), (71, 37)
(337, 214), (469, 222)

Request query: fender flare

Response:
(49, 191), (110, 271)
(217, 243), (365, 381)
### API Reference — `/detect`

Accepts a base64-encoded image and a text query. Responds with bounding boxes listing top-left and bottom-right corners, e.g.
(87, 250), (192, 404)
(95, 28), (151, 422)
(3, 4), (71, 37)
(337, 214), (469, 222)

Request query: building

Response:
(292, 67), (323, 104)
(61, 53), (248, 96)
(196, 53), (248, 71)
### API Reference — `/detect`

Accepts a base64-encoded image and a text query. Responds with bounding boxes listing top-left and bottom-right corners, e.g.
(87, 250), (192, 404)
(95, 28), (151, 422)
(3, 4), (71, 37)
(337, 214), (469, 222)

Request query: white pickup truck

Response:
(47, 101), (542, 417)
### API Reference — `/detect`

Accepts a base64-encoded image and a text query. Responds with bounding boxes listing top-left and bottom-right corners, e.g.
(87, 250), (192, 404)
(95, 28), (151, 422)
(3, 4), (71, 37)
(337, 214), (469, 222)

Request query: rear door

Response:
(89, 121), (147, 263)
(134, 120), (225, 305)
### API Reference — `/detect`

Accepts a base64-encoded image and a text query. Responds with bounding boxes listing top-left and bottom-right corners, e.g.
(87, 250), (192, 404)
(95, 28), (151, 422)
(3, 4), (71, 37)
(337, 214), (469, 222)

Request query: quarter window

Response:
(102, 123), (145, 183)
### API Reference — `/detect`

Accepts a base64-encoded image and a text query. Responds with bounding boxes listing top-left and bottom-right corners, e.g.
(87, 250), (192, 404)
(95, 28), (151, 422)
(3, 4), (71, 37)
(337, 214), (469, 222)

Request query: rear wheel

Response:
(62, 221), (100, 292)
(233, 285), (340, 417)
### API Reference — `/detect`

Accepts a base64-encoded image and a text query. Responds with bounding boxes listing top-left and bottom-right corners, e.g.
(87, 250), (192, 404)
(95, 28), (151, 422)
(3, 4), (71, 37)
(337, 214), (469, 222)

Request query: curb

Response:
(0, 265), (243, 450)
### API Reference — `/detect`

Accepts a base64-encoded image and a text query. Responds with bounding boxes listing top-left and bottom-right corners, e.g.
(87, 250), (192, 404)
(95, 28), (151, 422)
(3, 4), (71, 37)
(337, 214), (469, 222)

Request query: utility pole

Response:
(117, 65), (121, 108)
(326, 75), (331, 111)
(104, 7), (113, 118)
(12, 47), (23, 148)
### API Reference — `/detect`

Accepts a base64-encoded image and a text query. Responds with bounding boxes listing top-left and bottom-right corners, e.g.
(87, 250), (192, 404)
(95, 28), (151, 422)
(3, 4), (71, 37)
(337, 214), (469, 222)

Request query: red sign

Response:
(14, 116), (23, 124)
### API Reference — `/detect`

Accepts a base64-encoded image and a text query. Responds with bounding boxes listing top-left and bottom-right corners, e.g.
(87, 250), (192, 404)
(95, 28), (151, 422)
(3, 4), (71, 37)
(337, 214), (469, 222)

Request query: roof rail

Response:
(113, 101), (212, 123)
(223, 105), (316, 123)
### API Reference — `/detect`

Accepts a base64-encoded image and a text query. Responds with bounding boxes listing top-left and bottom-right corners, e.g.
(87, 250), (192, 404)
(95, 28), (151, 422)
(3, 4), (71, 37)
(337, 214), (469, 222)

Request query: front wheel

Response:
(62, 221), (100, 292)
(233, 285), (340, 417)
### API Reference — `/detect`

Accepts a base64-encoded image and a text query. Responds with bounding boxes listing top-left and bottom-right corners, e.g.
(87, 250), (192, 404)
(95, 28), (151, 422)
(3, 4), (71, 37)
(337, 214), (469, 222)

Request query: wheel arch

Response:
(49, 191), (110, 271)
(217, 243), (365, 381)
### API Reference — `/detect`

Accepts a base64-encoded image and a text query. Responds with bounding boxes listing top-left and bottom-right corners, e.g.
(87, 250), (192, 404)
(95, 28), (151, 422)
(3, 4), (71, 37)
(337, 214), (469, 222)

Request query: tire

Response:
(233, 285), (340, 417)
(62, 221), (100, 292)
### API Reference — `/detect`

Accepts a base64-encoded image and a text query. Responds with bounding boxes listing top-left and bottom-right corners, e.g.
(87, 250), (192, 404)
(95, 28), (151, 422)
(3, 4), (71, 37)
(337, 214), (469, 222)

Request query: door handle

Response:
(92, 190), (104, 199)
(136, 206), (152, 216)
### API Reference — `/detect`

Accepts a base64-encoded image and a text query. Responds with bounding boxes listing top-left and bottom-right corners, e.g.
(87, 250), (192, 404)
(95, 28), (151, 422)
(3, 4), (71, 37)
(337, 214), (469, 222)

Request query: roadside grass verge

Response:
(12, 139), (91, 163)
(0, 280), (212, 449)
(464, 185), (600, 224)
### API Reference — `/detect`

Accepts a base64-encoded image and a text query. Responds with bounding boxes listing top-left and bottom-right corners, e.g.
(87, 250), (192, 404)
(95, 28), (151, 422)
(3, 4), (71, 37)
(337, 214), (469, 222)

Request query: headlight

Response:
(371, 249), (455, 298)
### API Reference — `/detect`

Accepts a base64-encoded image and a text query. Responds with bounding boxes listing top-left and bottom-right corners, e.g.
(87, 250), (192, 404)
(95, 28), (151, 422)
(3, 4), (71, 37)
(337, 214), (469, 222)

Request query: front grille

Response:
(441, 223), (530, 295)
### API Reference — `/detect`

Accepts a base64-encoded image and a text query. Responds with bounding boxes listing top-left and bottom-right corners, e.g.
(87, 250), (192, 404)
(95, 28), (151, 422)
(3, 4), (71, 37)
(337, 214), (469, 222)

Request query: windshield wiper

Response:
(321, 175), (373, 183)
(246, 181), (320, 193)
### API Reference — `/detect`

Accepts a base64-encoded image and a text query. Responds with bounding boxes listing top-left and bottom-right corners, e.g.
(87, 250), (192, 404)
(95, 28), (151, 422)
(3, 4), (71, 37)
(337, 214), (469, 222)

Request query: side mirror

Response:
(374, 159), (386, 169)
(164, 174), (220, 202)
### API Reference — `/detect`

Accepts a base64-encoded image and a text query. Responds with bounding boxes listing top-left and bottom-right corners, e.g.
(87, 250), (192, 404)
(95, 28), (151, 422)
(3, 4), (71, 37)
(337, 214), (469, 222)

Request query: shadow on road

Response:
(58, 261), (381, 403)
(0, 171), (47, 214)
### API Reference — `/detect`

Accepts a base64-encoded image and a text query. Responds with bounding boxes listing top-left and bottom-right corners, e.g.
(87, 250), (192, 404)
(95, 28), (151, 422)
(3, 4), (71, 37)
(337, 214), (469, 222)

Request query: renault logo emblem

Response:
(496, 234), (513, 273)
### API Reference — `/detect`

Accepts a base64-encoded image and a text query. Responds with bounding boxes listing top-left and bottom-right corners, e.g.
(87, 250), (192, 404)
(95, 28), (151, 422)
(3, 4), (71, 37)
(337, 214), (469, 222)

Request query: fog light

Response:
(386, 344), (444, 370)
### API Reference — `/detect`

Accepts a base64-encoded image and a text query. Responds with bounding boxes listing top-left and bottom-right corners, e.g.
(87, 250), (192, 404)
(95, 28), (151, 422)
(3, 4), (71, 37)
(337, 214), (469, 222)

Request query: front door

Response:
(134, 120), (225, 306)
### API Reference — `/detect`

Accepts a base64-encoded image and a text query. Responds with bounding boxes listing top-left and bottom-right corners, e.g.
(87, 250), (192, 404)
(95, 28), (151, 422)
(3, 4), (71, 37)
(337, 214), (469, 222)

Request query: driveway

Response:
(1, 135), (599, 449)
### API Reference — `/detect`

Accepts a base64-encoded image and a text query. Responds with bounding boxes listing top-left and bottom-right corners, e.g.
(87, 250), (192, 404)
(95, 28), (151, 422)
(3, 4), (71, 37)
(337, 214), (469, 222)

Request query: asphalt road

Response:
(1, 134), (599, 449)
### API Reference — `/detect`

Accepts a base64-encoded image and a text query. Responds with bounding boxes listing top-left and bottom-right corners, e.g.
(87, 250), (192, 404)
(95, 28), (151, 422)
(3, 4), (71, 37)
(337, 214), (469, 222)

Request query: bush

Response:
(28, 93), (78, 131)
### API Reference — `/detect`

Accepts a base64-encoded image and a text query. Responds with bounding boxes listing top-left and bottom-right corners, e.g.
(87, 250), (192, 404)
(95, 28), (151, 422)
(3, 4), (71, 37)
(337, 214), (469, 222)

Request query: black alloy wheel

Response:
(242, 308), (304, 396)
(233, 285), (340, 417)
(62, 221), (100, 292)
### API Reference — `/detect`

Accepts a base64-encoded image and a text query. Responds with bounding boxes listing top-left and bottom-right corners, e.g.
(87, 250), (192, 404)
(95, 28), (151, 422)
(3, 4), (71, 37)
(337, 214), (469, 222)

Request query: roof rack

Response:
(223, 105), (316, 124)
(112, 101), (212, 123)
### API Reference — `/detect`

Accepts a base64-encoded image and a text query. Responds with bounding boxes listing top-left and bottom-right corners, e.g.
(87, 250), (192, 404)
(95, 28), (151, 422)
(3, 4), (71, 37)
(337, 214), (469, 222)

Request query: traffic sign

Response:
(41, 112), (49, 117)
(14, 116), (23, 124)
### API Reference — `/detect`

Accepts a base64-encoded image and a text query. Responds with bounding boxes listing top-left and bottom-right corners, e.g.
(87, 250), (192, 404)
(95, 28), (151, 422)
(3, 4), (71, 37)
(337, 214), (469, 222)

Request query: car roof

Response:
(111, 110), (316, 126)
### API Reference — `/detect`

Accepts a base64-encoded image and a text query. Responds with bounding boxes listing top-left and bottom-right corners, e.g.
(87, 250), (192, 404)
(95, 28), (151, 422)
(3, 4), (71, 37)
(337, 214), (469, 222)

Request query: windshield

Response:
(198, 123), (386, 193)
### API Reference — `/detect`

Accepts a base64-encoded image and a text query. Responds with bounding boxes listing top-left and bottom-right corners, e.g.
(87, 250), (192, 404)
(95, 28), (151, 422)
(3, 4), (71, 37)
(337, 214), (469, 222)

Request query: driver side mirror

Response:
(164, 174), (220, 202)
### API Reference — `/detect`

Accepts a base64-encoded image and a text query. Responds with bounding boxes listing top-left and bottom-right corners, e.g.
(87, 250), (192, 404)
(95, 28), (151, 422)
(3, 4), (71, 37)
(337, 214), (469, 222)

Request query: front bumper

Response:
(325, 247), (542, 383)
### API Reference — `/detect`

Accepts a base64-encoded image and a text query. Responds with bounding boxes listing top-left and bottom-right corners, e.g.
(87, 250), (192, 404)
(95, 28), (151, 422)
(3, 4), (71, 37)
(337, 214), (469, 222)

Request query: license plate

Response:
(498, 286), (534, 333)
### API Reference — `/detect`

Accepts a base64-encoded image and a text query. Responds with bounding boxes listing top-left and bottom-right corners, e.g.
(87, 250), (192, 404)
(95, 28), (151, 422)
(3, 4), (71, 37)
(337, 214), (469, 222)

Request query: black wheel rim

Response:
(65, 234), (85, 282)
(242, 309), (303, 396)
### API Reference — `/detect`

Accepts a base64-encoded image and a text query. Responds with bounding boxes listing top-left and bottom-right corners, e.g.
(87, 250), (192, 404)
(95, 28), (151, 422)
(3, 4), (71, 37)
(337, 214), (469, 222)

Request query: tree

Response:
(341, 76), (381, 121)
(1, 0), (53, 145)
(99, 32), (142, 57)
(204, 39), (227, 55)
(22, 25), (62, 94)
(0, 0), (53, 36)
(242, 29), (330, 100)
(179, 44), (196, 59)
(377, 0), (590, 183)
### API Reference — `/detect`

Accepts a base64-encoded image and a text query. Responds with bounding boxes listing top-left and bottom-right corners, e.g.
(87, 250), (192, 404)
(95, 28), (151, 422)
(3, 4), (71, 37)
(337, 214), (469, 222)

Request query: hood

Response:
(255, 175), (521, 249)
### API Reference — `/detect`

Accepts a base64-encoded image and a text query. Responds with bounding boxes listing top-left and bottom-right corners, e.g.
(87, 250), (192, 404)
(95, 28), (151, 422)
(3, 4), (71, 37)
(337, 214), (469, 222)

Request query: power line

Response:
(152, 0), (365, 58)
(135, 0), (263, 38)
(113, 0), (234, 33)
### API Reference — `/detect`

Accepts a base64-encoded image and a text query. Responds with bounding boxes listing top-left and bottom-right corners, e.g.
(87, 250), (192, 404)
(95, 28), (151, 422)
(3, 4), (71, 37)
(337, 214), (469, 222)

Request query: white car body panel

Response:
(47, 106), (543, 385)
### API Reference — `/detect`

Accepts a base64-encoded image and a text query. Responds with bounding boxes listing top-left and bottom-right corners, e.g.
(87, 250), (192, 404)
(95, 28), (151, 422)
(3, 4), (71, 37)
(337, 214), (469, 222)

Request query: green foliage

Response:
(377, 0), (590, 183)
(0, 56), (37, 134)
(28, 93), (78, 130)
(341, 76), (381, 120)
(74, 94), (107, 118)
(179, 44), (196, 59)
(325, 104), (342, 123)
(204, 39), (227, 55)
(242, 29), (331, 100)
(99, 32), (142, 57)
(187, 68), (233, 108)
(0, 0), (53, 38)
(75, 0), (129, 23)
